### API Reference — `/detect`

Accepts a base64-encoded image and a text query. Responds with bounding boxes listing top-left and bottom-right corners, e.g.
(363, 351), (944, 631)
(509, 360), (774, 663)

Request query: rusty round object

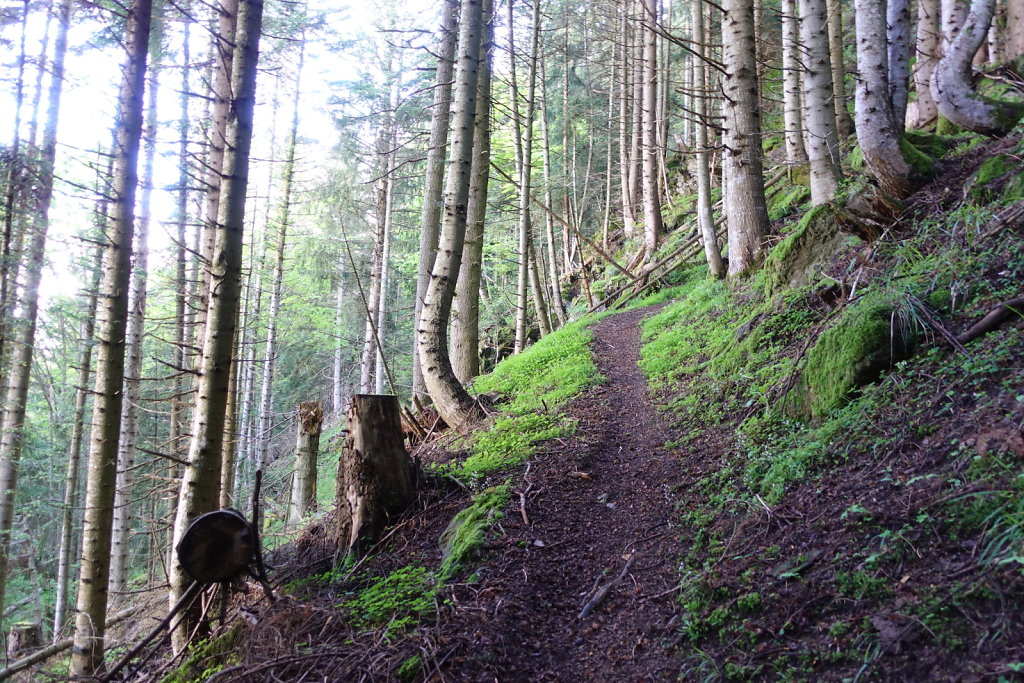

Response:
(176, 508), (255, 583)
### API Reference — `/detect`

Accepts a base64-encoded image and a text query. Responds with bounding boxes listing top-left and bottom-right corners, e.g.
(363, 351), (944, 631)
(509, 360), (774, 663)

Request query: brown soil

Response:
(433, 306), (687, 680)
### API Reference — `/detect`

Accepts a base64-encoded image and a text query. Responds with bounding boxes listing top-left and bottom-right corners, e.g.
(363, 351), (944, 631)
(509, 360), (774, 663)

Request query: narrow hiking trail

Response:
(438, 306), (688, 680)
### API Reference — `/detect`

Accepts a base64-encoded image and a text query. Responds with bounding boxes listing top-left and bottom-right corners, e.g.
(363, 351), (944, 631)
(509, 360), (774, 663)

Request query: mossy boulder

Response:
(762, 204), (844, 297)
(768, 184), (811, 221)
(786, 291), (917, 419)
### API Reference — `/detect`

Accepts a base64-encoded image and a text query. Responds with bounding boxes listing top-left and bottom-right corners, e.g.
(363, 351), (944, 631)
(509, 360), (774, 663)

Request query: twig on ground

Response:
(578, 552), (637, 619)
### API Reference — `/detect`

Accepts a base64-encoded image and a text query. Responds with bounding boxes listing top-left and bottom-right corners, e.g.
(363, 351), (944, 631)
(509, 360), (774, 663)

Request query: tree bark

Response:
(334, 395), (415, 557)
(721, 0), (769, 276)
(826, 0), (856, 136)
(289, 401), (323, 526)
(640, 0), (665, 260)
(909, 0), (941, 128)
(932, 0), (1024, 134)
(257, 44), (304, 471)
(618, 0), (637, 237)
(780, 0), (808, 165)
(412, 0), (458, 403)
(168, 0), (263, 653)
(888, 0), (913, 127)
(452, 0), (494, 384)
(800, 0), (843, 204)
(854, 0), (914, 196)
(70, 0), (152, 674)
(513, 0), (542, 354)
(693, 0), (726, 278)
(332, 254), (347, 414)
(417, 0), (485, 431)
(111, 12), (162, 598)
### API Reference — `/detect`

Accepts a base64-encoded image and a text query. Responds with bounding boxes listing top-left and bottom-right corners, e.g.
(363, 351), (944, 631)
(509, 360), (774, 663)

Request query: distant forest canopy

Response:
(0, 0), (1021, 674)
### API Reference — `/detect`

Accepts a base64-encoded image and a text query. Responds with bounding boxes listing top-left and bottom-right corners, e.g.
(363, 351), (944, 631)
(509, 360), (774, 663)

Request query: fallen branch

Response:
(957, 297), (1024, 345)
(578, 552), (637, 620)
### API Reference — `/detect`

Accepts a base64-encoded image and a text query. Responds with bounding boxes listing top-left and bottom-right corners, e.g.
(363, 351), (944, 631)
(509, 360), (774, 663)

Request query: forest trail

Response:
(438, 306), (688, 680)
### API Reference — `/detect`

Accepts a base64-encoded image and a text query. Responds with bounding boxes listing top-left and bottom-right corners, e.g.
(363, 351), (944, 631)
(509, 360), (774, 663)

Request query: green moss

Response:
(340, 565), (437, 635)
(768, 185), (811, 222)
(161, 627), (241, 683)
(762, 204), (841, 297)
(439, 485), (511, 579)
(796, 291), (916, 419)
(969, 154), (1024, 203)
(899, 136), (938, 180)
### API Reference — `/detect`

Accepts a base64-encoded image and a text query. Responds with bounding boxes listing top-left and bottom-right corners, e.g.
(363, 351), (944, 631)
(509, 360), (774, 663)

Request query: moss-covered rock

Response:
(762, 204), (843, 297)
(787, 292), (917, 419)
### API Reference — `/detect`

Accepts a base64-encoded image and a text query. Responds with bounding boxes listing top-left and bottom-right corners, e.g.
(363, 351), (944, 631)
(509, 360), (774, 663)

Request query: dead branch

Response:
(578, 552), (637, 620)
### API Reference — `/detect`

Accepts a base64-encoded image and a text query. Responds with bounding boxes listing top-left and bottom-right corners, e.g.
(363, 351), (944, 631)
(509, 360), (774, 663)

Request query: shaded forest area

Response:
(0, 0), (1022, 678)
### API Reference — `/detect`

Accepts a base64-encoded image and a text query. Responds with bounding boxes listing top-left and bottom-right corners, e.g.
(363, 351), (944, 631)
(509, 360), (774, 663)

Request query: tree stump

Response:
(7, 622), (41, 660)
(290, 400), (324, 525)
(334, 395), (416, 558)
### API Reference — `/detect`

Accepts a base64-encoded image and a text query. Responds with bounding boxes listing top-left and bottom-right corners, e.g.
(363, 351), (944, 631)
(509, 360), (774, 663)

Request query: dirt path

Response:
(440, 306), (687, 680)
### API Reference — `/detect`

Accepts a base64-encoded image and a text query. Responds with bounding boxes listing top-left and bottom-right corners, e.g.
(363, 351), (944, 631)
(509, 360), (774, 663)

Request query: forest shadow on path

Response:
(439, 306), (688, 681)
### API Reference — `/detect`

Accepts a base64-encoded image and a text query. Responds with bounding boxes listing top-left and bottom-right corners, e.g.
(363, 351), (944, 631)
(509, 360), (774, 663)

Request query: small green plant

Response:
(340, 565), (438, 636)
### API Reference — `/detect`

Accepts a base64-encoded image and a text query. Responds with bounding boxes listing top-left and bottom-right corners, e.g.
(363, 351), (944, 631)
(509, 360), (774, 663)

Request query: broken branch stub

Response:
(334, 394), (416, 559)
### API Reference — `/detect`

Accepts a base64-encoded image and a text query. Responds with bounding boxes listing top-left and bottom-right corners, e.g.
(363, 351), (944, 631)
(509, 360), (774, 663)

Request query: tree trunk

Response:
(514, 0), (542, 355)
(359, 125), (390, 393)
(452, 0), (494, 384)
(417, 0), (485, 431)
(721, 0), (769, 276)
(168, 0), (263, 653)
(618, 0), (636, 237)
(289, 401), (323, 526)
(826, 0), (856, 137)
(0, 0), (72, 625)
(195, 0), (238, 352)
(854, 0), (914, 196)
(257, 45), (304, 472)
(70, 0), (152, 674)
(375, 106), (398, 395)
(640, 0), (664, 260)
(888, 0), (913, 128)
(781, 0), (808, 165)
(932, 0), (1024, 134)
(909, 0), (941, 129)
(800, 0), (843, 204)
(111, 14), (162, 598)
(1007, 0), (1024, 60)
(334, 395), (415, 557)
(412, 0), (458, 404)
(693, 0), (726, 278)
(332, 254), (347, 414)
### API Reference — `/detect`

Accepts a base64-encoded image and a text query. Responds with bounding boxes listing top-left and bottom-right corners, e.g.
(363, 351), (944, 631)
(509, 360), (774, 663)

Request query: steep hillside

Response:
(102, 130), (1023, 683)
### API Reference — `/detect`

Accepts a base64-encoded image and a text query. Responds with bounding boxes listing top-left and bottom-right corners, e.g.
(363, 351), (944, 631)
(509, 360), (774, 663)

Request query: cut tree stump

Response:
(7, 622), (41, 660)
(335, 394), (416, 558)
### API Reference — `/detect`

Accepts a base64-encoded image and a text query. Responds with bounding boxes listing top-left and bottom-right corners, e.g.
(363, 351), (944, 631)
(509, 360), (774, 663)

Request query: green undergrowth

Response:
(640, 147), (1024, 678)
(338, 565), (440, 637)
(445, 318), (603, 483)
(439, 484), (511, 579)
(161, 627), (241, 682)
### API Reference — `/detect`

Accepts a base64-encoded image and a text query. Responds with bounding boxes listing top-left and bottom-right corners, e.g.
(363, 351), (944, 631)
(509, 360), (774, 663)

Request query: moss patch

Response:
(340, 565), (438, 635)
(768, 184), (811, 222)
(161, 627), (241, 683)
(967, 154), (1024, 204)
(439, 485), (511, 579)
